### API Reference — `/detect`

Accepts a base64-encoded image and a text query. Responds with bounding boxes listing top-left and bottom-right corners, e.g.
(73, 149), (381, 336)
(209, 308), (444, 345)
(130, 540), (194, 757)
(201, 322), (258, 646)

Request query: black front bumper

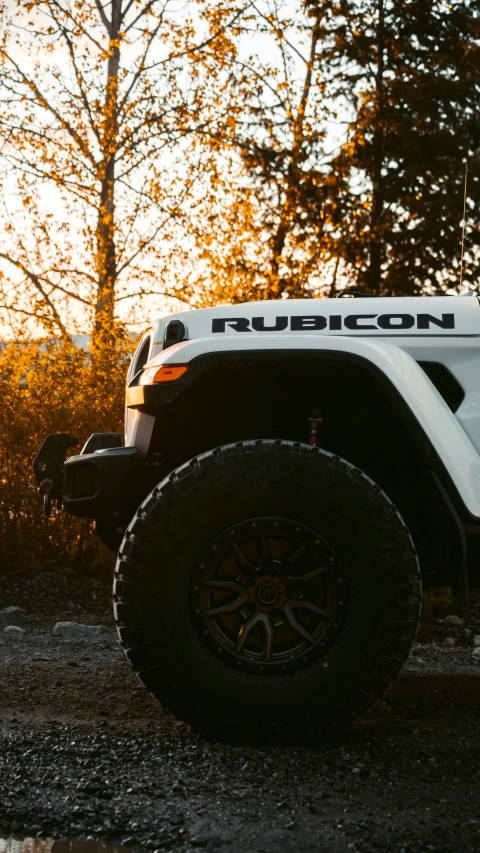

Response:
(34, 433), (138, 520)
(63, 445), (138, 518)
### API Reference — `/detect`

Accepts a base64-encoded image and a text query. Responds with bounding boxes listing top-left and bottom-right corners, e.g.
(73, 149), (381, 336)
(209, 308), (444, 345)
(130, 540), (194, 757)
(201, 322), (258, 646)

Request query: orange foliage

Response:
(0, 330), (135, 577)
(0, 0), (240, 335)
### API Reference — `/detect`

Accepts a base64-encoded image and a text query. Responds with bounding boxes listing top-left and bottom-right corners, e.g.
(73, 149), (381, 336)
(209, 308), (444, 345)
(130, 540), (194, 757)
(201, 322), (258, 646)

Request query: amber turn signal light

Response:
(153, 365), (188, 383)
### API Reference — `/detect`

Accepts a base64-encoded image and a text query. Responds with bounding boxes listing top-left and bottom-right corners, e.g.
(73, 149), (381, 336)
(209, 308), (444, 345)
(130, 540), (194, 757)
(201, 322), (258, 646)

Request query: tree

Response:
(0, 0), (242, 336)
(195, 0), (480, 302)
(2, 0), (479, 328)
(315, 0), (480, 294)
(187, 0), (351, 305)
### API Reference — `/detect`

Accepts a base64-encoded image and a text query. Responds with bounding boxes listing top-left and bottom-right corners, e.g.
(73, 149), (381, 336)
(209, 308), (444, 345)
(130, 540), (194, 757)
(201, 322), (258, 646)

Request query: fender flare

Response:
(130, 334), (480, 526)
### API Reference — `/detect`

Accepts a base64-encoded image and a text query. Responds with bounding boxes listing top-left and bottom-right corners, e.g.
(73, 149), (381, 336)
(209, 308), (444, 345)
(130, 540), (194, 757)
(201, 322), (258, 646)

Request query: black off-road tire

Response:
(113, 441), (421, 734)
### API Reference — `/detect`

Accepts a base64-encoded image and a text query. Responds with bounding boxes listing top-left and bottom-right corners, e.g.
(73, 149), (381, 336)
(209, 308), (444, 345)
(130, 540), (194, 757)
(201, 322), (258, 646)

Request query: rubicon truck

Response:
(34, 293), (480, 733)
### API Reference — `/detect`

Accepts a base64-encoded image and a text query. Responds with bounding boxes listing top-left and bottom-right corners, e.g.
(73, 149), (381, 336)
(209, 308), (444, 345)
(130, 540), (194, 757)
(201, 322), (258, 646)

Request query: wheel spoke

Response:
(292, 600), (331, 618)
(257, 529), (273, 567)
(286, 542), (308, 566)
(205, 579), (247, 593)
(283, 600), (331, 643)
(236, 612), (274, 661)
(204, 580), (248, 616)
(196, 518), (343, 672)
(231, 541), (256, 572)
(288, 565), (327, 583)
(283, 602), (315, 643)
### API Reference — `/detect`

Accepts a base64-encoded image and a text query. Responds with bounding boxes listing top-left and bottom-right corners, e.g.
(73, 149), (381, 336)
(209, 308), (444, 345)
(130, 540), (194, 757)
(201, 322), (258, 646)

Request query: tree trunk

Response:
(94, 0), (121, 335)
(268, 15), (321, 298)
(328, 256), (340, 297)
(366, 0), (385, 293)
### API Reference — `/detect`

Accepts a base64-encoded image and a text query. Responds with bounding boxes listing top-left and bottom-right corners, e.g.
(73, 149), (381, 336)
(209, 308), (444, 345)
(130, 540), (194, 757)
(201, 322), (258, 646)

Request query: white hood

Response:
(151, 296), (480, 355)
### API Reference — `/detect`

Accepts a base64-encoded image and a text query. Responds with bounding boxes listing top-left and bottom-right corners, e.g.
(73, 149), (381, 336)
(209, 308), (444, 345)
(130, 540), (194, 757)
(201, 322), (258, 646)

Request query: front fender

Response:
(128, 335), (480, 521)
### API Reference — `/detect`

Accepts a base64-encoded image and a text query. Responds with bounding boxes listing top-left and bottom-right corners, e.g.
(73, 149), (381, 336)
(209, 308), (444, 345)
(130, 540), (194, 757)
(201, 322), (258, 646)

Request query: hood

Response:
(150, 295), (480, 356)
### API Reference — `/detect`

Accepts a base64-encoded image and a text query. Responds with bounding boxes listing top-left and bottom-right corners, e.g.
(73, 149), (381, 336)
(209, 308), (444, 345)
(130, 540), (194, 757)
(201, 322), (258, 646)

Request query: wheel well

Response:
(144, 355), (467, 590)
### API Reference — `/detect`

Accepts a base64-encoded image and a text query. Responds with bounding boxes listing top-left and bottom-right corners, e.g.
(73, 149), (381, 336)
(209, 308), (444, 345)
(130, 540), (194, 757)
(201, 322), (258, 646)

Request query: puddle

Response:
(0, 841), (133, 853)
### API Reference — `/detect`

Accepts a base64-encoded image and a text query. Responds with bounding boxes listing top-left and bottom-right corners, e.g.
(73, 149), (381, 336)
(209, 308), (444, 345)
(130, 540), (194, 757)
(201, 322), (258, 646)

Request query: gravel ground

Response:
(1, 569), (480, 853)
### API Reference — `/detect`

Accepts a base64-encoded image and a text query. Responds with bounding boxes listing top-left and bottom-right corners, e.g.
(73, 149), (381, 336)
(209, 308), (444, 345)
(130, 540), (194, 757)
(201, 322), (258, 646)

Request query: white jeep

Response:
(34, 293), (480, 733)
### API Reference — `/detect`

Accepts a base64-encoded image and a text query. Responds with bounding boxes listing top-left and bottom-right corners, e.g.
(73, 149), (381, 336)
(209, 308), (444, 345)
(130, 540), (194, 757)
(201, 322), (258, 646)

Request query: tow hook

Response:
(38, 478), (55, 517)
(33, 433), (78, 517)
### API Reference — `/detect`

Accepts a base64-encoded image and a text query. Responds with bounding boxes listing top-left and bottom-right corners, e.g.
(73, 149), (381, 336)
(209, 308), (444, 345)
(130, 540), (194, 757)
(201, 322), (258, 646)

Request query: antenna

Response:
(459, 163), (468, 289)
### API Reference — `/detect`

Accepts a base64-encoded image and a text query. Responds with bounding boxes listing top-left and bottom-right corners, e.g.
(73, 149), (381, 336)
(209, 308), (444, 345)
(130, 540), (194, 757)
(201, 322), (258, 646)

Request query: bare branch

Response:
(37, 0), (106, 53)
(0, 49), (97, 168)
(117, 16), (166, 113)
(0, 252), (67, 334)
(47, 3), (101, 143)
(123, 0), (158, 34)
(115, 288), (194, 307)
(94, 0), (111, 34)
(0, 120), (98, 180)
(116, 209), (178, 274)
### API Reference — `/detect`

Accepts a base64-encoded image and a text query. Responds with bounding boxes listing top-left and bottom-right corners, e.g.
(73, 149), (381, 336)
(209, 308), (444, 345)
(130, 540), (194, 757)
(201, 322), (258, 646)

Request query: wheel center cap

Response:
(256, 581), (280, 606)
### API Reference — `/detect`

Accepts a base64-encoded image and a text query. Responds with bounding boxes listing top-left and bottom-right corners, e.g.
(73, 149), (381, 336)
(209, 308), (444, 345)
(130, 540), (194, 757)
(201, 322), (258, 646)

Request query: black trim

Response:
(33, 433), (79, 517)
(128, 331), (152, 385)
(63, 446), (137, 519)
(430, 472), (468, 600)
(337, 289), (381, 298)
(164, 319), (186, 349)
(418, 362), (465, 412)
(81, 433), (122, 454)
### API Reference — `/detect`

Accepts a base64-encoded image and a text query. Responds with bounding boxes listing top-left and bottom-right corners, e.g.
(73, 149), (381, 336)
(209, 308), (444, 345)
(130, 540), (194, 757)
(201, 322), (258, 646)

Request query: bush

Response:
(0, 330), (135, 580)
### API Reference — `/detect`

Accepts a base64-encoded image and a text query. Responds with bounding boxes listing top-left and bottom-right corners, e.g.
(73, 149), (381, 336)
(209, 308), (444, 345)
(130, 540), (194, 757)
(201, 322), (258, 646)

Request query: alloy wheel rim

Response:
(191, 517), (348, 676)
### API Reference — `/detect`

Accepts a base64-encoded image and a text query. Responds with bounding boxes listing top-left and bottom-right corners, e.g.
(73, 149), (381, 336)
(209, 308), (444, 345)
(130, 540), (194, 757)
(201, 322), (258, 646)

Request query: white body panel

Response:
(125, 295), (480, 519)
(137, 334), (480, 519)
(149, 296), (480, 453)
(150, 296), (480, 347)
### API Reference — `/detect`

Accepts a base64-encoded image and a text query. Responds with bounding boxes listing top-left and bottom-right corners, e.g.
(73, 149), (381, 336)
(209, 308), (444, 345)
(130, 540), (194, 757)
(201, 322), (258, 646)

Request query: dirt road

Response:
(1, 569), (479, 853)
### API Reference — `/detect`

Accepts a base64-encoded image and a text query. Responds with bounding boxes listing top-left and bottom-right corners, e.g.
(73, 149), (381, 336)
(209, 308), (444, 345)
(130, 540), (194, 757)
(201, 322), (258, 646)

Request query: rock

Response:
(190, 836), (222, 848)
(472, 647), (480, 660)
(473, 635), (480, 647)
(52, 622), (106, 639)
(444, 637), (456, 648)
(1, 606), (25, 615)
(4, 625), (24, 635)
(444, 614), (463, 627)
